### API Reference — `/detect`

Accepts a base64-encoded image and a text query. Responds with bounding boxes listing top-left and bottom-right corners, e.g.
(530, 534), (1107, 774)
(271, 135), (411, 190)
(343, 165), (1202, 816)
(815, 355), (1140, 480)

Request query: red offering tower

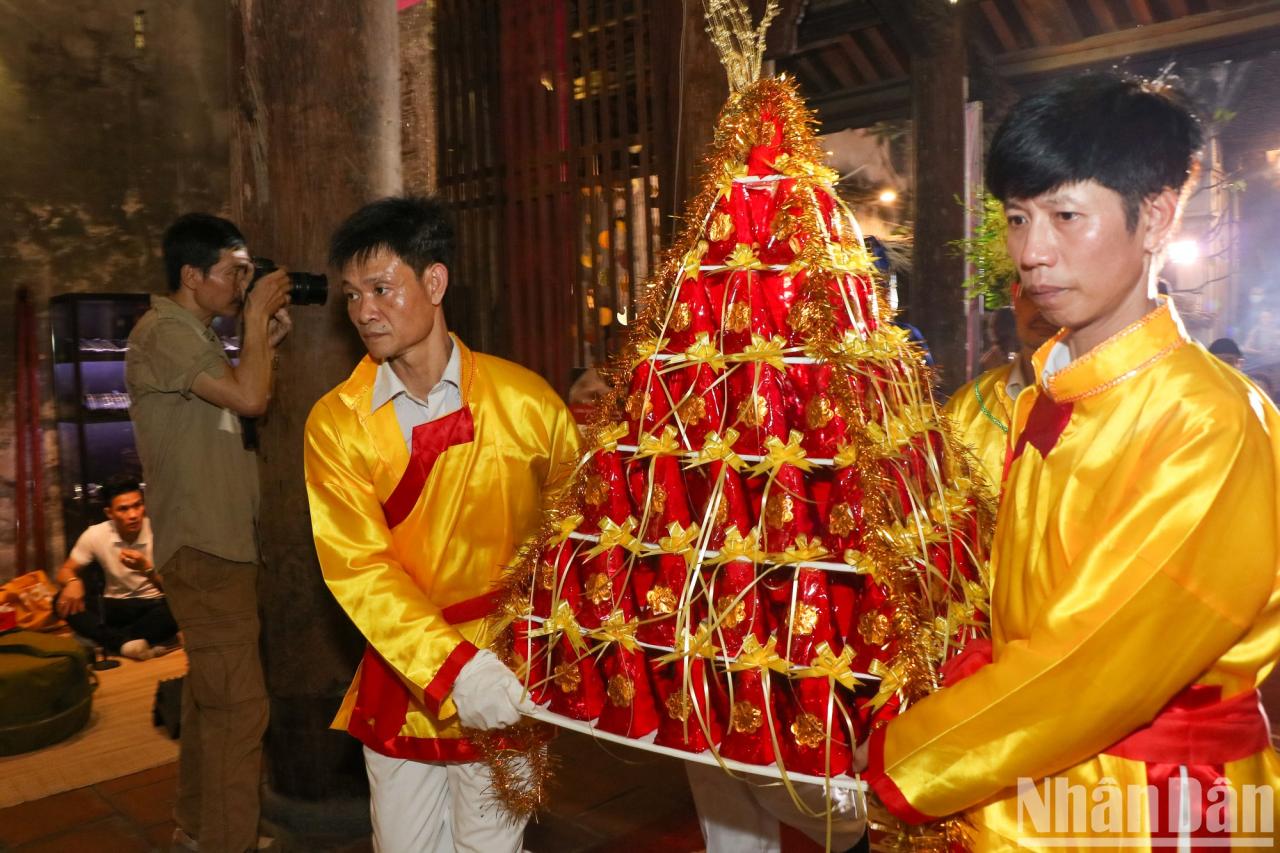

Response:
(491, 0), (994, 840)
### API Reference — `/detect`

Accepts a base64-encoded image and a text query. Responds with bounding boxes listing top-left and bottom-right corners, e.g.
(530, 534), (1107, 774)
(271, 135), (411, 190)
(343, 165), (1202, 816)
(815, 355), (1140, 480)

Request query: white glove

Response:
(451, 649), (535, 730)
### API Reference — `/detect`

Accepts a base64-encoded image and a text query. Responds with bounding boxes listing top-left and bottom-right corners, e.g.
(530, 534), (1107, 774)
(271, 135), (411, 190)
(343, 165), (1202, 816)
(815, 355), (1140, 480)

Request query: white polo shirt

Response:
(68, 518), (162, 600)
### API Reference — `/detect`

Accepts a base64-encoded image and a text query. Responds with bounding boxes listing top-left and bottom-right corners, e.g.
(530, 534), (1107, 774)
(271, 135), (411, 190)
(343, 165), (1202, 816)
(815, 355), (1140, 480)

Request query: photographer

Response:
(125, 213), (291, 853)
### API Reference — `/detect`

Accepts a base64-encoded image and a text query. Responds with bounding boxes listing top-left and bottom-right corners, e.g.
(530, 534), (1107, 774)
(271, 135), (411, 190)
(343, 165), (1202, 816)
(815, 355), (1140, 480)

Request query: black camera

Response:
(250, 257), (328, 306)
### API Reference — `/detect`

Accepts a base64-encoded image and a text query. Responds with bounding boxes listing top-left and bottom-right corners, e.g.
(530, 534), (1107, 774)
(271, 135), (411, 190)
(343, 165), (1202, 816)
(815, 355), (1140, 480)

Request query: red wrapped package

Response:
(664, 276), (718, 355)
(635, 552), (689, 646)
(823, 467), (866, 555)
(624, 359), (674, 444)
(706, 560), (768, 656)
(846, 581), (896, 677)
(778, 568), (836, 666)
(759, 464), (815, 553)
(700, 461), (754, 550)
(512, 618), (552, 706)
(653, 654), (722, 752)
(671, 363), (726, 450)
(745, 114), (783, 177)
(546, 636), (607, 721)
(729, 364), (792, 456)
(781, 676), (854, 776)
(532, 540), (580, 619)
(797, 369), (850, 459)
(581, 450), (634, 533)
(578, 546), (637, 629)
(595, 644), (661, 738)
(627, 455), (693, 542)
(717, 270), (777, 355)
(718, 669), (780, 765)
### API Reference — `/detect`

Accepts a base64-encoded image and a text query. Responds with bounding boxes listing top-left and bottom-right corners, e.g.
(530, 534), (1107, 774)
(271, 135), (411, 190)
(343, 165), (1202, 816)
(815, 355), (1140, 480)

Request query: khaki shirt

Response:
(125, 296), (259, 570)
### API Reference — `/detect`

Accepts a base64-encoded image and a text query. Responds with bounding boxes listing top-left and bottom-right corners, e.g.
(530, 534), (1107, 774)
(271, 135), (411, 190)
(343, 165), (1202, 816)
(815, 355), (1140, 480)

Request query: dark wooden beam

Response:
(864, 25), (908, 77)
(980, 2), (1022, 52)
(1011, 0), (1057, 46)
(840, 33), (882, 84)
(997, 5), (1280, 78)
(866, 0), (932, 56)
(1085, 0), (1120, 32)
(1130, 0), (1157, 25)
(792, 2), (885, 52)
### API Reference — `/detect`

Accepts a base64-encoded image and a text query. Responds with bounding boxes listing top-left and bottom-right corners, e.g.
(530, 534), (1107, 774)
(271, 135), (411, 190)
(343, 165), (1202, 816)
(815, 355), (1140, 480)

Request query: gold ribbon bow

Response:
(587, 516), (640, 558)
(690, 429), (744, 471)
(548, 514), (583, 546)
(679, 332), (728, 371)
(655, 624), (720, 665)
(635, 425), (682, 459)
(594, 422), (630, 452)
(739, 334), (788, 372)
(715, 526), (765, 565)
(659, 521), (702, 563)
(867, 658), (907, 712)
(796, 642), (861, 691)
(777, 534), (829, 566)
(530, 601), (588, 654)
(833, 443), (859, 468)
(681, 241), (708, 278)
(587, 610), (639, 652)
(727, 635), (791, 675)
(747, 430), (814, 476)
(724, 244), (765, 271)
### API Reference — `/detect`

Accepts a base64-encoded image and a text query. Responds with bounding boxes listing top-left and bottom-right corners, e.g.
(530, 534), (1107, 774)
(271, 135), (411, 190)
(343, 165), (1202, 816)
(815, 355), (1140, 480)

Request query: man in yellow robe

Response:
(863, 74), (1280, 849)
(304, 197), (579, 852)
(943, 284), (1056, 488)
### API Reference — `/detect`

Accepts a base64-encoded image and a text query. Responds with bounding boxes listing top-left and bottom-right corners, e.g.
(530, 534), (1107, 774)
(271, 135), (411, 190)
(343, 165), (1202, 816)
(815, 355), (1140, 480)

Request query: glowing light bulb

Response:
(1168, 239), (1200, 266)
(878, 189), (898, 204)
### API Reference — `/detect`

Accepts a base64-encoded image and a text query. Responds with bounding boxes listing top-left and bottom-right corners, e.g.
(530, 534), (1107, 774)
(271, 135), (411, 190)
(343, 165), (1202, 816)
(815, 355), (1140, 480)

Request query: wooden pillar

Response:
(229, 0), (401, 837)
(907, 4), (969, 393)
(651, 0), (730, 233)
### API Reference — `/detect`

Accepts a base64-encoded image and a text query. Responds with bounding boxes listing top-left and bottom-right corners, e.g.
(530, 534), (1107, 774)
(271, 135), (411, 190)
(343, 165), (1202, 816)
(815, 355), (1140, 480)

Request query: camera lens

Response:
(287, 272), (329, 306)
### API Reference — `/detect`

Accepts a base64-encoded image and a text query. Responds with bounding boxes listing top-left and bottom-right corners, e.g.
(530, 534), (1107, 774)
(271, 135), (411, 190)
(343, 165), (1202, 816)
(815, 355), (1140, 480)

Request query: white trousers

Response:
(363, 746), (529, 853)
(686, 762), (867, 853)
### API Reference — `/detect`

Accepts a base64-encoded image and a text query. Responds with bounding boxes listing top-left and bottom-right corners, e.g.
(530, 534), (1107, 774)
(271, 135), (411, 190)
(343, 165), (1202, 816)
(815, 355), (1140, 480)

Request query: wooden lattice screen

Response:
(435, 0), (667, 394)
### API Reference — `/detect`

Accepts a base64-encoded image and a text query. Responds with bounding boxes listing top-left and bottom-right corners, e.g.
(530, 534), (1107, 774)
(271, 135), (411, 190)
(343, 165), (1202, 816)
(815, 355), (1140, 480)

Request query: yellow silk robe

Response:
(868, 300), (1280, 848)
(304, 338), (580, 760)
(943, 361), (1016, 490)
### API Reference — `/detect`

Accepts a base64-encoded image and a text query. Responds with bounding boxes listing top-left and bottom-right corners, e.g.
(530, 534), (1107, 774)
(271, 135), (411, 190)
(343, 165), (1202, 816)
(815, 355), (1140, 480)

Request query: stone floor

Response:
(0, 731), (711, 853)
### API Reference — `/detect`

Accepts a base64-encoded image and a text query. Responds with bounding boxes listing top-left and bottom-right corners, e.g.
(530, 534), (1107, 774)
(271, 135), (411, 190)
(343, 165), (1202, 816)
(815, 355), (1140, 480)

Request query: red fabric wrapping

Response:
(717, 270), (778, 355)
(595, 645), (661, 738)
(672, 363), (727, 450)
(653, 655), (722, 752)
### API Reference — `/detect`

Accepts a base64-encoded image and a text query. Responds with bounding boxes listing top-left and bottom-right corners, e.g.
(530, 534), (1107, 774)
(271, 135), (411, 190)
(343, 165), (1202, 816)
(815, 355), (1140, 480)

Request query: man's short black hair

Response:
(1208, 337), (1243, 358)
(102, 477), (143, 506)
(987, 73), (1204, 230)
(162, 213), (247, 293)
(328, 195), (455, 277)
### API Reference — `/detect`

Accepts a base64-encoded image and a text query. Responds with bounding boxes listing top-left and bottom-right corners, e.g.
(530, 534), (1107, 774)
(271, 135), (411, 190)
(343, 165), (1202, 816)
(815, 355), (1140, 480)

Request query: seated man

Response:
(55, 477), (178, 660)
